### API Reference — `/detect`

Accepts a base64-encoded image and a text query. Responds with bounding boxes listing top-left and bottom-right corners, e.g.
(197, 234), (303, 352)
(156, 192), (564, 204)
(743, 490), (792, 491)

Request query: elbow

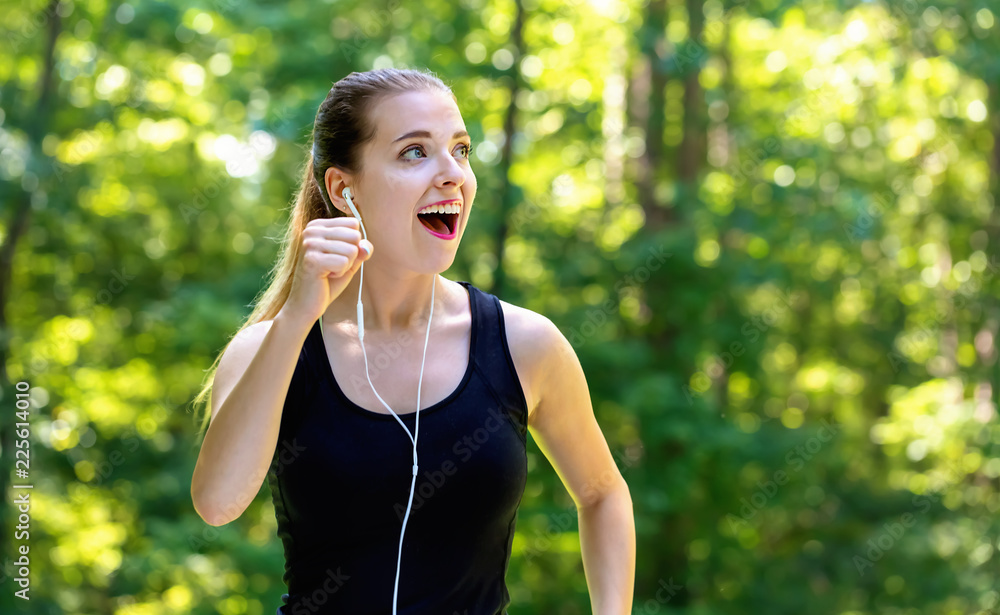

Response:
(199, 507), (231, 527)
(193, 498), (232, 527)
(192, 495), (221, 527)
(618, 480), (634, 509)
(191, 481), (233, 527)
(579, 479), (632, 511)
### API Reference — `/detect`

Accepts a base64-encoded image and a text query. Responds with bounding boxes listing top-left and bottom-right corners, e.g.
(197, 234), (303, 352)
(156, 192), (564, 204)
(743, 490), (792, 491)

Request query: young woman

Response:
(190, 68), (635, 615)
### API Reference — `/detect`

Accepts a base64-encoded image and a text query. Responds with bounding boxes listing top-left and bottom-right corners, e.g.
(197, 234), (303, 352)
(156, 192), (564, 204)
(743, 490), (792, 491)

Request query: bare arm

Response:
(190, 310), (312, 526)
(190, 216), (372, 526)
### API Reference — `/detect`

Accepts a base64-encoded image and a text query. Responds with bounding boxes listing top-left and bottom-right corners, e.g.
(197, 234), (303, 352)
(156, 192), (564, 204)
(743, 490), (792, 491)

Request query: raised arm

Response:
(191, 217), (373, 525)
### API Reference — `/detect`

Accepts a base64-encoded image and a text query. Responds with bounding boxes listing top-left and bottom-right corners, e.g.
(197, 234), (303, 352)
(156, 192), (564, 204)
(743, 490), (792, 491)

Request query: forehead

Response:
(369, 90), (466, 143)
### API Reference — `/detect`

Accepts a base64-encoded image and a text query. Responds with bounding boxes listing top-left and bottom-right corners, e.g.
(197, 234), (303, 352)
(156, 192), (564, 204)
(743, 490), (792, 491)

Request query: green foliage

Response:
(1, 0), (998, 613)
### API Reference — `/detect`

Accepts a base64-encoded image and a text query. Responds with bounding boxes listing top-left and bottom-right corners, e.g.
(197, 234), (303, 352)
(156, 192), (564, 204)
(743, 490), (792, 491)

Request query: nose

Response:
(435, 148), (465, 189)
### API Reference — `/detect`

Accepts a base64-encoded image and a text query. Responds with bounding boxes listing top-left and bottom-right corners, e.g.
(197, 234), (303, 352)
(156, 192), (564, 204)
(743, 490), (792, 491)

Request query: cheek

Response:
(380, 170), (415, 195)
(466, 171), (478, 198)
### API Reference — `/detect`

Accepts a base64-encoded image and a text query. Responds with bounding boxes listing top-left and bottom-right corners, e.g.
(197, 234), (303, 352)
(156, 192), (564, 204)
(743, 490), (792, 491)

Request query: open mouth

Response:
(417, 206), (460, 236)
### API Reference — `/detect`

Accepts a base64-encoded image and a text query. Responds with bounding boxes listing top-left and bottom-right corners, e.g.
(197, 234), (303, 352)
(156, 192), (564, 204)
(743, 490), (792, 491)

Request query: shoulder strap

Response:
(460, 281), (529, 438)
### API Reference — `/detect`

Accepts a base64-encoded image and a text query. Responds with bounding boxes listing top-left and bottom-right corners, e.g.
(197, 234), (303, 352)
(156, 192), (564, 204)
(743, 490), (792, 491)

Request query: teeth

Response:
(418, 203), (461, 215)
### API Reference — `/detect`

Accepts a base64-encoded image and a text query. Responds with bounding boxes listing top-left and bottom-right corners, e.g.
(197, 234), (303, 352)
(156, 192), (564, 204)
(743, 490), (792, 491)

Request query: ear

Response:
(324, 166), (356, 214)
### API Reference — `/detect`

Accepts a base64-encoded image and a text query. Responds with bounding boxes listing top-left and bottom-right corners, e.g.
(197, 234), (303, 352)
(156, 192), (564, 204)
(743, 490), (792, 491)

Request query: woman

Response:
(190, 68), (635, 615)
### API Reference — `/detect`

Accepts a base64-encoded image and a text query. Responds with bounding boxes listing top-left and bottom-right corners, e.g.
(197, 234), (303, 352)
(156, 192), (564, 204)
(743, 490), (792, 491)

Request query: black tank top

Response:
(267, 280), (529, 615)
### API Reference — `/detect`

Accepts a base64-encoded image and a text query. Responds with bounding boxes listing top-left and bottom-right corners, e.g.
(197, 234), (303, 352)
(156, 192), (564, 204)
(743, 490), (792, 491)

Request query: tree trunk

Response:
(0, 0), (61, 573)
(629, 0), (670, 230)
(677, 0), (705, 194)
(490, 0), (524, 298)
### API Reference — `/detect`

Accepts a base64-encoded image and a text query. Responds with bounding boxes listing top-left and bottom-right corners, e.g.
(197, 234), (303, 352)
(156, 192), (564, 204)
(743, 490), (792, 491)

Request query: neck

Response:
(326, 263), (440, 335)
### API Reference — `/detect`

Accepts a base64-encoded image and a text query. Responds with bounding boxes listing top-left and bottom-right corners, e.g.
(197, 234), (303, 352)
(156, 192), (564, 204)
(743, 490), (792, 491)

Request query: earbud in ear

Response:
(341, 185), (366, 341)
(342, 187), (363, 223)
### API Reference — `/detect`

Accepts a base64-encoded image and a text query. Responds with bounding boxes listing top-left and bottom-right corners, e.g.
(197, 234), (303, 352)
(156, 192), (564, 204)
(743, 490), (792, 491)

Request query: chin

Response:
(419, 252), (458, 276)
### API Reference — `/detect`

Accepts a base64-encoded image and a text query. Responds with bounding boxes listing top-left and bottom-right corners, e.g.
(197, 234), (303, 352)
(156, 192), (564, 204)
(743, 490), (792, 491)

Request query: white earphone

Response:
(341, 187), (369, 341)
(327, 185), (436, 615)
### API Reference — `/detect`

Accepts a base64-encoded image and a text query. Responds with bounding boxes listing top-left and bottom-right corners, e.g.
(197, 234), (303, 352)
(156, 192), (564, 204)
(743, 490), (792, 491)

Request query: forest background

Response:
(0, 0), (998, 613)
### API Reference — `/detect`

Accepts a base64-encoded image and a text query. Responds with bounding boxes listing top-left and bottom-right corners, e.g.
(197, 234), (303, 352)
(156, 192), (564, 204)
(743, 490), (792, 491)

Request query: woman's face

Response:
(345, 89), (477, 275)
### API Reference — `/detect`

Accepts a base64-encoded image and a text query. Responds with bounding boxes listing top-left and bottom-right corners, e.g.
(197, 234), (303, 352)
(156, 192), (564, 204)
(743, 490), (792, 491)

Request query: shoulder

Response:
(226, 319), (275, 354)
(495, 297), (570, 426)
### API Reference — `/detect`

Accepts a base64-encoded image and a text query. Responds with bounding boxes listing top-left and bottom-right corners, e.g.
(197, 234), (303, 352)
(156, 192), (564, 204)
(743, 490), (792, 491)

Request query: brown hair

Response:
(191, 68), (455, 439)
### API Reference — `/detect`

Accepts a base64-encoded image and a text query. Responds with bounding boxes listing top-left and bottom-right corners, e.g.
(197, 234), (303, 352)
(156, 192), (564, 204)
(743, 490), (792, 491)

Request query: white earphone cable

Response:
(319, 188), (435, 615)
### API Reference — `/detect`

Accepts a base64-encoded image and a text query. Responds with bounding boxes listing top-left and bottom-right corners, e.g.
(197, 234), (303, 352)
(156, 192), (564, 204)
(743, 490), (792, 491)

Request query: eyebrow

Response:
(392, 130), (470, 143)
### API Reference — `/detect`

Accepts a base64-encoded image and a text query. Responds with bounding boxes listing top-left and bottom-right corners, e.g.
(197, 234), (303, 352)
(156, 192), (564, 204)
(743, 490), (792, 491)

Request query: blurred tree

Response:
(0, 0), (997, 613)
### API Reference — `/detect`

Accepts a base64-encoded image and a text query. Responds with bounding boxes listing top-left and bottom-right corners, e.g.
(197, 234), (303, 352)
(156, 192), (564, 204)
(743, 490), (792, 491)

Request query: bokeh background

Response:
(1, 0), (999, 612)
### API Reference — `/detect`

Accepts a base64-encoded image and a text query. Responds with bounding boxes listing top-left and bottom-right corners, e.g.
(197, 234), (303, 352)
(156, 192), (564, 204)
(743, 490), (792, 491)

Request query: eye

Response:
(400, 145), (426, 160)
(400, 142), (475, 161)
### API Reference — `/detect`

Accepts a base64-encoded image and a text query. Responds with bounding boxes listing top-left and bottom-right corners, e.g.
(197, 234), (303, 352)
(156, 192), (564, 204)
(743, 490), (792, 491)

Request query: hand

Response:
(280, 217), (374, 326)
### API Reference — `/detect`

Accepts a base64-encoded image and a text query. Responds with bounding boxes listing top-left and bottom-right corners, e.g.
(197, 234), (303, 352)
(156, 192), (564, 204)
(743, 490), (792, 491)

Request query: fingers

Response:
(303, 218), (373, 258)
(302, 236), (361, 259)
(305, 217), (360, 231)
(328, 252), (366, 279)
(304, 251), (353, 278)
(303, 224), (363, 244)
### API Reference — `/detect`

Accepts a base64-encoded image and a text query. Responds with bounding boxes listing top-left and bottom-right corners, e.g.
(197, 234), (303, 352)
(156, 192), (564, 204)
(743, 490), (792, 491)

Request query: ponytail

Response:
(190, 150), (332, 440)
